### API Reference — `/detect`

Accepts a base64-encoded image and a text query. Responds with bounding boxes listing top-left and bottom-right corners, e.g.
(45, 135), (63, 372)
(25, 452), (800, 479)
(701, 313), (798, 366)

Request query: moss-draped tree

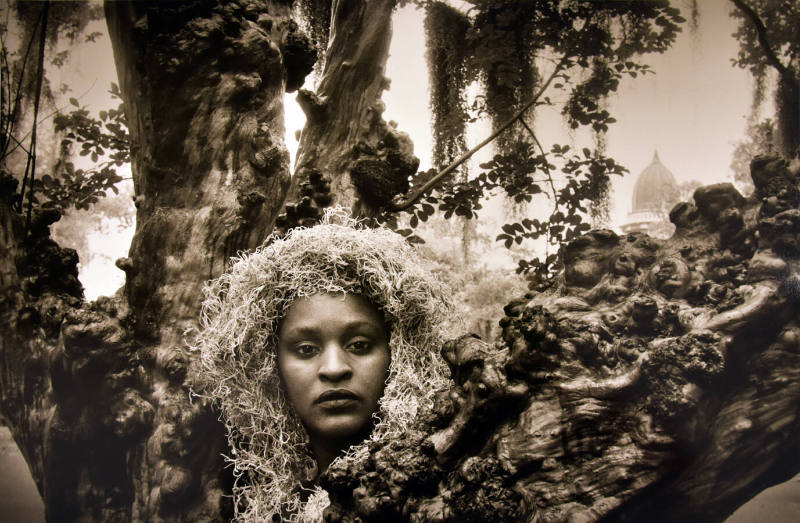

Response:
(1, 1), (799, 521)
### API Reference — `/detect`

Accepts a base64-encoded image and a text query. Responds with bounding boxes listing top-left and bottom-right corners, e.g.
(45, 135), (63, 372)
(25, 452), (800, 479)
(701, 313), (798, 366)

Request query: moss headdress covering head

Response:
(191, 208), (453, 521)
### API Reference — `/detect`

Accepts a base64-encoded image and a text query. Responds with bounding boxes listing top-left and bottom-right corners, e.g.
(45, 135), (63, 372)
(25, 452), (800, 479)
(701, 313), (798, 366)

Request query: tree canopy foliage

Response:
(730, 0), (800, 157)
(378, 0), (685, 285)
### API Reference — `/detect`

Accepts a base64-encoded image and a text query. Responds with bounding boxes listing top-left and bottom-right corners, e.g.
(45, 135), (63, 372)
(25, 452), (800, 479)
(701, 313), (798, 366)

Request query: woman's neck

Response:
(310, 438), (348, 475)
(309, 426), (371, 475)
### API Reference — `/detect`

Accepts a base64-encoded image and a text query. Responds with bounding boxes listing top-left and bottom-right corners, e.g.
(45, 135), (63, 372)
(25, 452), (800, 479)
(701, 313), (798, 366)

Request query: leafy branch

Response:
(36, 85), (131, 213)
(729, 0), (797, 81)
(387, 56), (569, 212)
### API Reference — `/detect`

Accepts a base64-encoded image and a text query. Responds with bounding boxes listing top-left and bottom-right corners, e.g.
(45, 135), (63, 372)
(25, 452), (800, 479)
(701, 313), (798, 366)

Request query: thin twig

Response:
(0, 32), (13, 154)
(6, 132), (31, 156)
(4, 9), (41, 166)
(388, 56), (570, 212)
(5, 77), (98, 159)
(518, 116), (558, 210)
(519, 115), (561, 265)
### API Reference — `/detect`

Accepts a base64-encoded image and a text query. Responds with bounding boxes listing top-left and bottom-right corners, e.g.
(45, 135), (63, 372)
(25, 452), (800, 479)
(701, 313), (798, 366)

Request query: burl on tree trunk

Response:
(322, 156), (800, 522)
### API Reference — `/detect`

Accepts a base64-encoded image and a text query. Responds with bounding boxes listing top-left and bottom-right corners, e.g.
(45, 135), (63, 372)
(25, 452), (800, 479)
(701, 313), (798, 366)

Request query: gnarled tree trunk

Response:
(1, 1), (799, 521)
(322, 156), (800, 522)
(1, 0), (313, 519)
(287, 0), (419, 221)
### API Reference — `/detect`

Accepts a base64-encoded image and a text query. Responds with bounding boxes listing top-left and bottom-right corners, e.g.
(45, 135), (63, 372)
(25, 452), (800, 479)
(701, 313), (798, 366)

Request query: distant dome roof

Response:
(632, 151), (679, 212)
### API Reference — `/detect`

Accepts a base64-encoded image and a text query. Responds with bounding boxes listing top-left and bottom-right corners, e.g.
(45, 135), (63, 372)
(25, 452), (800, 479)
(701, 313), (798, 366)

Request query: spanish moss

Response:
(424, 1), (470, 170)
(470, 1), (538, 151)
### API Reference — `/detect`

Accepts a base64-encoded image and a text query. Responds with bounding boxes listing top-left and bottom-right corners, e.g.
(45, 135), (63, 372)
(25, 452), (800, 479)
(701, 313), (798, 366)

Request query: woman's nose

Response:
(318, 346), (353, 382)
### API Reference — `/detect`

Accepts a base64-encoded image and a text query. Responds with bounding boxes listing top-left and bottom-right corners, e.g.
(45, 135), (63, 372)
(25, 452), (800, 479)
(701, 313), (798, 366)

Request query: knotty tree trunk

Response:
(287, 0), (419, 220)
(1, 1), (314, 519)
(322, 156), (800, 522)
(1, 1), (799, 522)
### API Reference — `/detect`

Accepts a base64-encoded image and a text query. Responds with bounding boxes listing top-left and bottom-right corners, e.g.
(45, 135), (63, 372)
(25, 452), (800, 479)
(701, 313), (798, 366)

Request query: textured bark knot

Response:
(275, 169), (332, 232)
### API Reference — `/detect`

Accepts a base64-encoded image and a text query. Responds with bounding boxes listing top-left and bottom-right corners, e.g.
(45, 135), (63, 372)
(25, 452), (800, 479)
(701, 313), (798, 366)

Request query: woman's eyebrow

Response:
(344, 319), (382, 329)
(282, 321), (385, 337)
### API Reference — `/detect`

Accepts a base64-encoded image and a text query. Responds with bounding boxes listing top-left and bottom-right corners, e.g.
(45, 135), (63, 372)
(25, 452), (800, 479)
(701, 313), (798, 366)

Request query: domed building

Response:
(620, 151), (680, 239)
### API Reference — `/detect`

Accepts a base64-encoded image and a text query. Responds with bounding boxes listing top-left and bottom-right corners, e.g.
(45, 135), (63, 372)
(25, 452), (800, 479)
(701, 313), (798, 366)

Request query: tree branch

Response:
(730, 0), (798, 84)
(518, 116), (558, 211)
(387, 56), (569, 212)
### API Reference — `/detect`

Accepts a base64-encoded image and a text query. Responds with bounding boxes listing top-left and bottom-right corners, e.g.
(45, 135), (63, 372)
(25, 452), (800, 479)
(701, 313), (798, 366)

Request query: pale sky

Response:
(377, 0), (757, 228)
(40, 0), (765, 298)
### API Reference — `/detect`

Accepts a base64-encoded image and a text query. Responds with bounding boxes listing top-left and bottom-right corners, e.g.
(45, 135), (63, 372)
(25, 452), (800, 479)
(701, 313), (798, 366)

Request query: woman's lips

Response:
(315, 389), (359, 408)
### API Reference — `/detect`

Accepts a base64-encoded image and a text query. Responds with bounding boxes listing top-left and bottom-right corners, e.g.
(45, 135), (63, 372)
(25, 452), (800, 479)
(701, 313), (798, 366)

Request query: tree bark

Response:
(289, 0), (419, 220)
(1, 1), (315, 519)
(105, 0), (299, 340)
(322, 156), (800, 522)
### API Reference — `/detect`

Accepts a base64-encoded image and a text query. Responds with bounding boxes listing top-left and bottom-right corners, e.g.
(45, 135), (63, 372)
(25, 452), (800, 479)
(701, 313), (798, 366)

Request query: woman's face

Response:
(277, 293), (391, 451)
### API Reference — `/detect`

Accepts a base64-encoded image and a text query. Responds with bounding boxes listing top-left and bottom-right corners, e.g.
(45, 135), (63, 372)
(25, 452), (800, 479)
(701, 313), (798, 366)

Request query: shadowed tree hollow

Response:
(1, 1), (799, 521)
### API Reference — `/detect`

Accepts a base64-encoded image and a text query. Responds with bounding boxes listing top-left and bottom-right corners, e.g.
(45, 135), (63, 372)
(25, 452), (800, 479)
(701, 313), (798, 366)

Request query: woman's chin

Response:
(309, 414), (373, 447)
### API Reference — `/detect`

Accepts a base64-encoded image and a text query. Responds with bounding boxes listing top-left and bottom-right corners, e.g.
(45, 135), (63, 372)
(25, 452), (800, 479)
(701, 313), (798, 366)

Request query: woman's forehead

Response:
(279, 293), (386, 333)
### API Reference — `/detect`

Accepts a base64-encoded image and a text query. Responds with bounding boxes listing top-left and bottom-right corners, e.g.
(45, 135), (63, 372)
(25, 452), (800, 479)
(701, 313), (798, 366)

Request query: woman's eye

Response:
(294, 344), (318, 357)
(347, 340), (371, 354)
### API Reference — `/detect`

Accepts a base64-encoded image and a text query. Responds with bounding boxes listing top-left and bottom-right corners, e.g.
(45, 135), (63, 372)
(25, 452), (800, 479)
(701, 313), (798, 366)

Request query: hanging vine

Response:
(689, 0), (700, 34)
(469, 1), (539, 151)
(383, 1), (684, 286)
(424, 2), (470, 170)
(423, 2), (474, 260)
